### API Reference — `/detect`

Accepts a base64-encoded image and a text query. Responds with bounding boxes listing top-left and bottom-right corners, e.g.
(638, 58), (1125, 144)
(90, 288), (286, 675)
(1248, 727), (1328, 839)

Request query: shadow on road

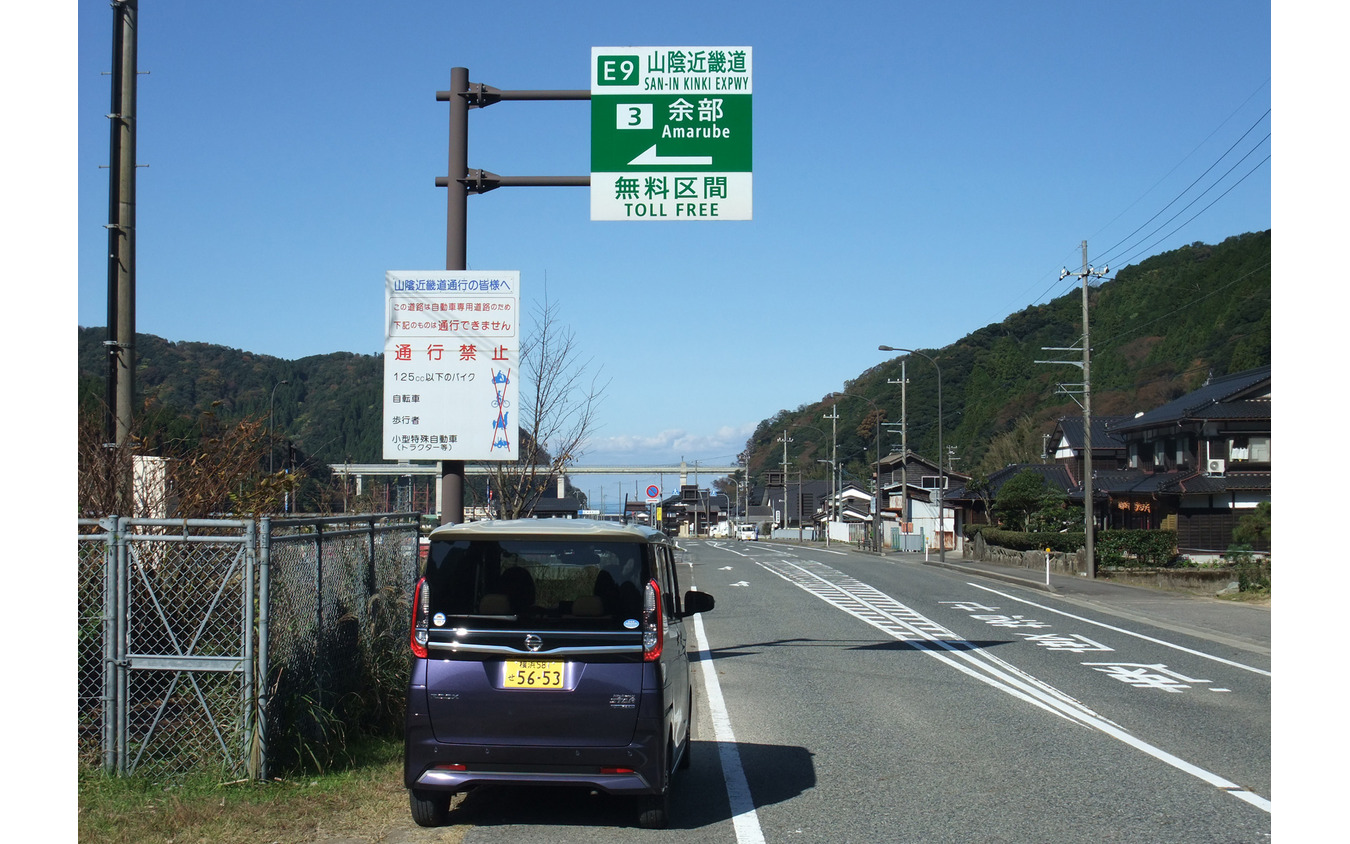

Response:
(444, 739), (814, 831)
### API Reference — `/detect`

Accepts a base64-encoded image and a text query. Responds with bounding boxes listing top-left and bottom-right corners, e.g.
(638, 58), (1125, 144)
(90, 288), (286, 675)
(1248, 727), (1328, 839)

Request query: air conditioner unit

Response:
(1207, 458), (1226, 476)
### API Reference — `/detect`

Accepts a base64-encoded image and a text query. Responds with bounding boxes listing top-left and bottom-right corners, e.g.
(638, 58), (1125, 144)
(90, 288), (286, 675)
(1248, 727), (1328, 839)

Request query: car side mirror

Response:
(681, 590), (714, 617)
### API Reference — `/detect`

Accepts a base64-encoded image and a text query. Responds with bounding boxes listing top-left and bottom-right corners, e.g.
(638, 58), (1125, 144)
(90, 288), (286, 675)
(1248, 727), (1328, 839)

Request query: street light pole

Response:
(821, 407), (839, 545)
(879, 346), (944, 562)
(269, 380), (289, 474)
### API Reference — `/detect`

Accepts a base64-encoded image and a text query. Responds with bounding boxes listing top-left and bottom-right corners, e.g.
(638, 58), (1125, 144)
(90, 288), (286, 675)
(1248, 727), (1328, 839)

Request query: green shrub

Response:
(1226, 545), (1271, 592)
(978, 528), (1084, 554)
(1096, 530), (1178, 568)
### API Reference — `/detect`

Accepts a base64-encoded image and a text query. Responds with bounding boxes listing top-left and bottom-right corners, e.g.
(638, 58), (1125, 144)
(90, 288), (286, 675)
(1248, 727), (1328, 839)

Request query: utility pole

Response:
(1039, 241), (1110, 578)
(823, 406), (839, 539)
(105, 0), (139, 507)
(888, 361), (908, 528)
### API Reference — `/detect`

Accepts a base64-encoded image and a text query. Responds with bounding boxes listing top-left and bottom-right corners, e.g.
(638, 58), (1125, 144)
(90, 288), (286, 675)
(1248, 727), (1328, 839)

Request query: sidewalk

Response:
(888, 550), (1271, 656)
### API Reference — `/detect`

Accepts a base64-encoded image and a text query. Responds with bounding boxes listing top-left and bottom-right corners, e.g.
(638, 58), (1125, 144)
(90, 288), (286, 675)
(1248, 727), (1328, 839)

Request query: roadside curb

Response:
(919, 559), (1059, 594)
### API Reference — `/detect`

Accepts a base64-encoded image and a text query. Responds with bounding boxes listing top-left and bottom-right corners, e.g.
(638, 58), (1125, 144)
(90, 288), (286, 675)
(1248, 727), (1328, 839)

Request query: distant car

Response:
(403, 518), (714, 829)
(737, 524), (757, 541)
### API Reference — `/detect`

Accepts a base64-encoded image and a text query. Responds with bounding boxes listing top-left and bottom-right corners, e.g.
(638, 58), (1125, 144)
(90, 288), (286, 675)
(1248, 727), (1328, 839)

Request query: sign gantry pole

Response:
(441, 66), (470, 525)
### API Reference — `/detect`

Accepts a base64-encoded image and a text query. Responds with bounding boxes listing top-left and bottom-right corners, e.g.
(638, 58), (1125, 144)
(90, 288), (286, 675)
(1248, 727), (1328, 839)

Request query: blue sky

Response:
(62, 0), (1277, 507)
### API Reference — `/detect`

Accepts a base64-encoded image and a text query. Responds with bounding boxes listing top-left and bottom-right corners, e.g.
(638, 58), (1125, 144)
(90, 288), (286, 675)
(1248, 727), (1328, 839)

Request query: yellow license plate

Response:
(503, 660), (563, 689)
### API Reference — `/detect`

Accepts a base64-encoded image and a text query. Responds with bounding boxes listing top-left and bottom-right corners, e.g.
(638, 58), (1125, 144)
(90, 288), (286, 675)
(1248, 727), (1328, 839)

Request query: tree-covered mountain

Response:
(77, 331), (383, 467)
(78, 231), (1270, 484)
(743, 230), (1271, 485)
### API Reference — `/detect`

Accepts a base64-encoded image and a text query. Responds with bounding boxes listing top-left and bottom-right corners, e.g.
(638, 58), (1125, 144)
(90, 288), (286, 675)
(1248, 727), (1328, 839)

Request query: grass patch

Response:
(77, 736), (460, 844)
(1218, 587), (1271, 605)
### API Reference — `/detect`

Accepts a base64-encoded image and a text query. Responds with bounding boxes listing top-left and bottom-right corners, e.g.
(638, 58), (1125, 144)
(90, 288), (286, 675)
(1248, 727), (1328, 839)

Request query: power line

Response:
(1087, 79), (1270, 253)
(1109, 154), (1270, 270)
(996, 84), (1270, 321)
(1098, 123), (1270, 268)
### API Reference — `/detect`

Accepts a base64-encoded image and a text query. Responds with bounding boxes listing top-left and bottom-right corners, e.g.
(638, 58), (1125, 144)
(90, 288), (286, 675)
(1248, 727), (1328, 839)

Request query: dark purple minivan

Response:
(403, 519), (714, 829)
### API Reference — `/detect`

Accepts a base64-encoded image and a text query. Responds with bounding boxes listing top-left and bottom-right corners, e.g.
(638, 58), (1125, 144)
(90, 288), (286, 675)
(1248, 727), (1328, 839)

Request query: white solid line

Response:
(692, 610), (767, 844)
(966, 583), (1271, 677)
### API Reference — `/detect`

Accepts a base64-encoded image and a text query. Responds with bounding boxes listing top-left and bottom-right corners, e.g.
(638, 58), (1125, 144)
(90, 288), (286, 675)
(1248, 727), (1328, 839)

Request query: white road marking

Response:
(966, 583), (1271, 677)
(691, 611), (766, 844)
(760, 557), (1271, 814)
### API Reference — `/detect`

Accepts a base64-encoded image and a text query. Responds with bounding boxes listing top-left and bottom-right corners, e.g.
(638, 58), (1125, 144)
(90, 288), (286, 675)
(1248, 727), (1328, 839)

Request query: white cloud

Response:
(580, 423), (756, 466)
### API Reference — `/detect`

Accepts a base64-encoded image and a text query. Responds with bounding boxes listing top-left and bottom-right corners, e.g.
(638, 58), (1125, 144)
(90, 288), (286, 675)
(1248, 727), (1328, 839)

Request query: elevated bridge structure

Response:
(329, 461), (740, 515)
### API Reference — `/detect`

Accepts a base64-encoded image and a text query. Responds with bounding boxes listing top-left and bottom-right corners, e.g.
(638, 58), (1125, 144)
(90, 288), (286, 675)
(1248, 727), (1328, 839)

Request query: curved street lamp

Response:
(878, 347), (944, 562)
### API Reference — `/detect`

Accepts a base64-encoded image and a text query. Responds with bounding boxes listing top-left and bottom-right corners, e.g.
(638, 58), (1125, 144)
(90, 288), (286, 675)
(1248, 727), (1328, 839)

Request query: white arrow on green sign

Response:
(591, 46), (752, 221)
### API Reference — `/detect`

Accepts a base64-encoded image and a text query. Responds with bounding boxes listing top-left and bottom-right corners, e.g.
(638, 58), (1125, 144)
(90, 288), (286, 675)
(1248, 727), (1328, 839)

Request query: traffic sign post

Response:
(591, 47), (752, 220)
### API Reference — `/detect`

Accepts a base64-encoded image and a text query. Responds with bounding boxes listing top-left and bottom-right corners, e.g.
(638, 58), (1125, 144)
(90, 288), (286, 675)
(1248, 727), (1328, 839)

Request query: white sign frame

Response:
(383, 270), (520, 462)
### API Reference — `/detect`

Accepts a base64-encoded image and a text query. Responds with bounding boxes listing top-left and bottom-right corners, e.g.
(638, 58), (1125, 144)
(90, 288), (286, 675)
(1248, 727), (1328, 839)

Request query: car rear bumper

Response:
(404, 697), (664, 795)
(411, 762), (656, 795)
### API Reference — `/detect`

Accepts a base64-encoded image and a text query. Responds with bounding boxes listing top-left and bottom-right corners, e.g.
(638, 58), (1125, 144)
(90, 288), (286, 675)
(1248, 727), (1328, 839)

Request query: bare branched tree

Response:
(77, 401), (299, 519)
(487, 294), (608, 519)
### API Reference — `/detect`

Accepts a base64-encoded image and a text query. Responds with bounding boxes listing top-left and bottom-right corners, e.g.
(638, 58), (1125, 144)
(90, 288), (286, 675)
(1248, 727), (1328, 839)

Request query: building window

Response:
(1153, 440), (1167, 471)
(1128, 443), (1139, 469)
(920, 475), (948, 490)
(1228, 436), (1271, 463)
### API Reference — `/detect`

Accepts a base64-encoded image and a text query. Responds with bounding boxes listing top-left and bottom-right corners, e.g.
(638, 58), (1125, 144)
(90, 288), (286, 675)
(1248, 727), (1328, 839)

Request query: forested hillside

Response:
(78, 231), (1270, 480)
(744, 230), (1271, 484)
(77, 332), (383, 467)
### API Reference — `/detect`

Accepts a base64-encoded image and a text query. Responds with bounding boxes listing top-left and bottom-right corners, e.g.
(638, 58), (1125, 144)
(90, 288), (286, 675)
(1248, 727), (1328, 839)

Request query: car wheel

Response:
(409, 788), (451, 827)
(637, 787), (670, 829)
(637, 743), (672, 829)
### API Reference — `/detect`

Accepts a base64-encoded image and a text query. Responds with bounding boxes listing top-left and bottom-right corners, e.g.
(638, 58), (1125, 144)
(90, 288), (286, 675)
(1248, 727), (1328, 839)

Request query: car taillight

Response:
(642, 578), (663, 662)
(410, 577), (430, 658)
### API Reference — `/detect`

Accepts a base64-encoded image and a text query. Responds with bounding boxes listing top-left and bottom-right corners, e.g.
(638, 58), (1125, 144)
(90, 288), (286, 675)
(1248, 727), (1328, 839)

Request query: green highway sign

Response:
(591, 46), (752, 220)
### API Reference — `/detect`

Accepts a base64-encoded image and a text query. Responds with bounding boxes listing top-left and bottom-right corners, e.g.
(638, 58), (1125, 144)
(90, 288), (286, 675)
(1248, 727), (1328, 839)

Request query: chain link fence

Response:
(77, 513), (420, 779)
(78, 519), (114, 769)
(263, 514), (419, 775)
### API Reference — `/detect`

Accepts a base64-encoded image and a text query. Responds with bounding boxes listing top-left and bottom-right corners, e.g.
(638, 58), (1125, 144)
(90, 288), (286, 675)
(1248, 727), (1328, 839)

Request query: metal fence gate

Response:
(77, 513), (420, 779)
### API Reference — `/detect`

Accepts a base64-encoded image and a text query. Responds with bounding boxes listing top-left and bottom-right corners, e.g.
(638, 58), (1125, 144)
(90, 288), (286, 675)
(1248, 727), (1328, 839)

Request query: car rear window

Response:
(423, 538), (649, 629)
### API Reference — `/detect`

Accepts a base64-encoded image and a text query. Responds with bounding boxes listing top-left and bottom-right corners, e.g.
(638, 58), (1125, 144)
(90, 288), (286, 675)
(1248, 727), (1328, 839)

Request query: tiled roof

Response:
(1109, 365), (1270, 433)
(1088, 469), (1271, 497)
(1055, 415), (1131, 450)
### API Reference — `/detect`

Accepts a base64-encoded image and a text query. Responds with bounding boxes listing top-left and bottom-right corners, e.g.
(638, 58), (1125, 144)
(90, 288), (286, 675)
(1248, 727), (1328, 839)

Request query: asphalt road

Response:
(423, 540), (1272, 844)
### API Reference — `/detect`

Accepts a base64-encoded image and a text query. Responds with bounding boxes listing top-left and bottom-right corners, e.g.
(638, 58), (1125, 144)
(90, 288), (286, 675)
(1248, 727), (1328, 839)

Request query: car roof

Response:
(427, 518), (670, 544)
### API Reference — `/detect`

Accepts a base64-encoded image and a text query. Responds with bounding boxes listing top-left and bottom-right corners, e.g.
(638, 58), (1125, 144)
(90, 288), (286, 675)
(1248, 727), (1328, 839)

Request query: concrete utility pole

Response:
(105, 0), (138, 471)
(1042, 241), (1110, 578)
(879, 346), (943, 561)
(888, 361), (908, 527)
(823, 406), (839, 539)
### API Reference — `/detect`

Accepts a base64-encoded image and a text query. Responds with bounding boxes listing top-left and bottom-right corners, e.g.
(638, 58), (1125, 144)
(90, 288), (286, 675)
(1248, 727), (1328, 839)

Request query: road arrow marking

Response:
(629, 144), (713, 166)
